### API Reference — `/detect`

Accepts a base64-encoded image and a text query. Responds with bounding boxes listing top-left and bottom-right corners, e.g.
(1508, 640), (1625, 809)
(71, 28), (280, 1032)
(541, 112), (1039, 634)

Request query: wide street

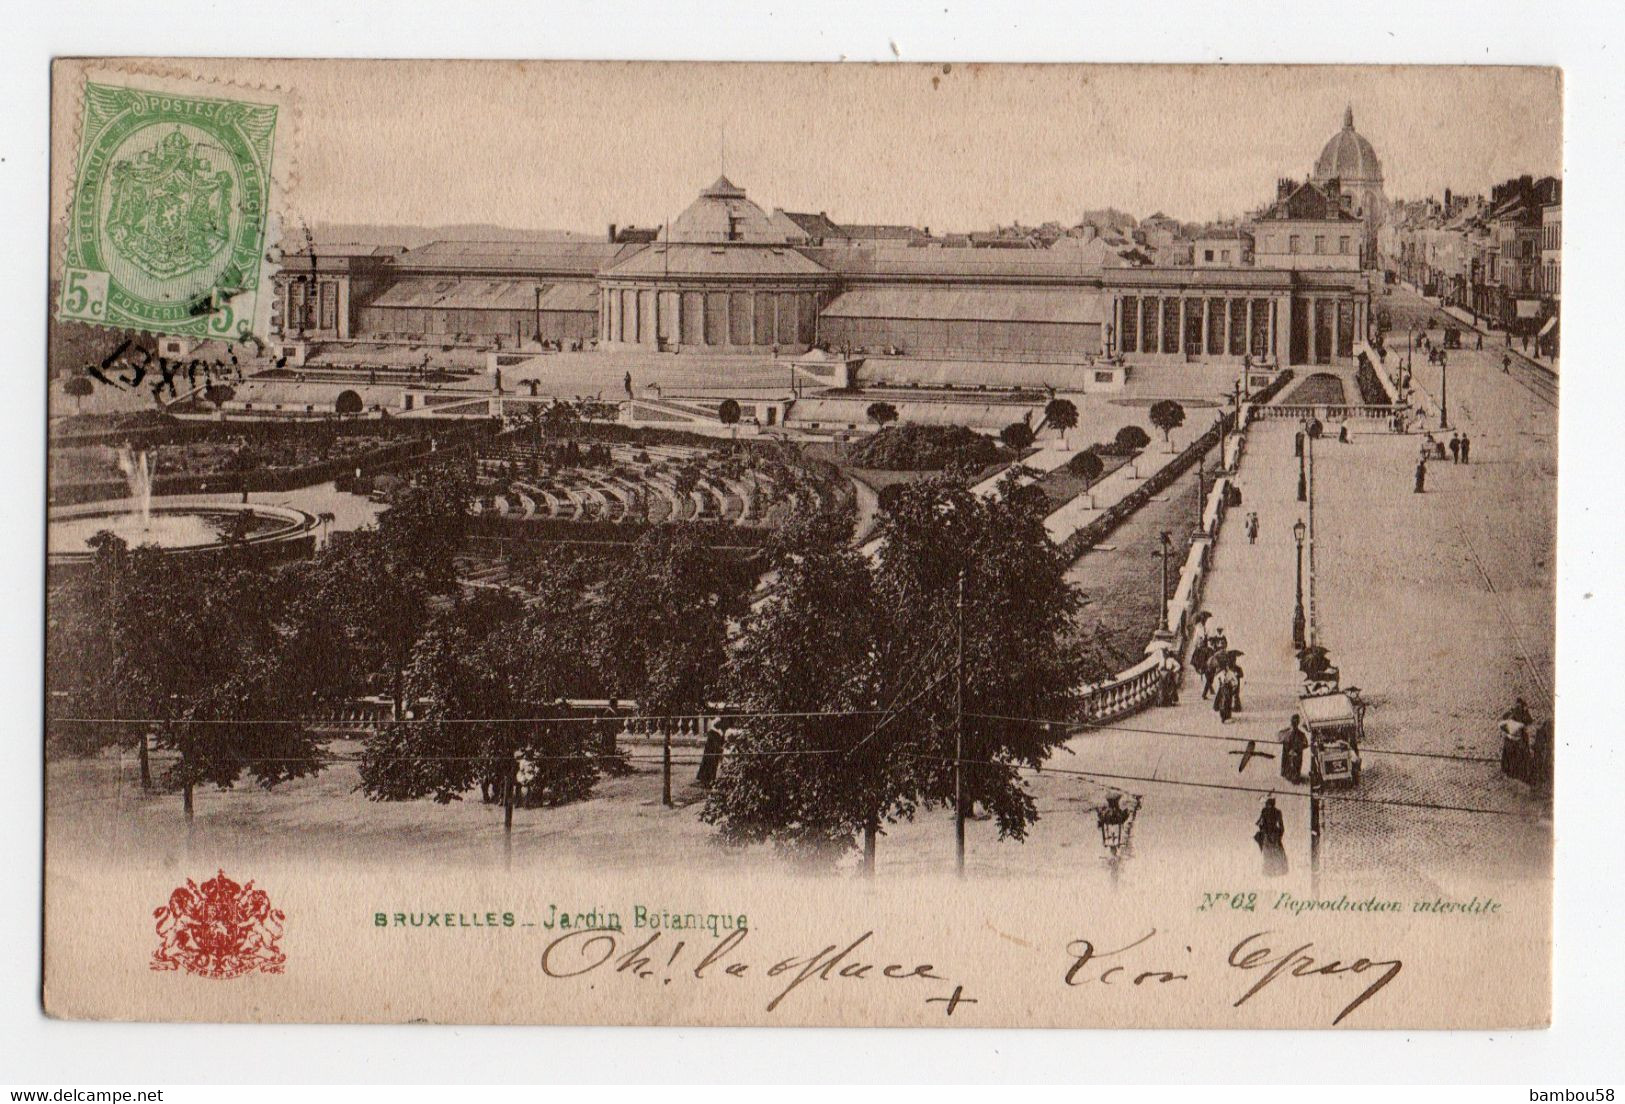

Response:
(1311, 282), (1555, 879)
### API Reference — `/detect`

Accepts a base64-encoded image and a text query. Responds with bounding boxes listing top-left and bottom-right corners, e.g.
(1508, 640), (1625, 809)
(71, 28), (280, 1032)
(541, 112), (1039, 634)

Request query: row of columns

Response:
(1114, 294), (1283, 361)
(1111, 291), (1368, 365)
(601, 283), (817, 349)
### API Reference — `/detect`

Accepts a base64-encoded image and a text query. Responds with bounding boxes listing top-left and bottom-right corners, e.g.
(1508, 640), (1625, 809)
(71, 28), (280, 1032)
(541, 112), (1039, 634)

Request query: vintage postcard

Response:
(43, 59), (1559, 1027)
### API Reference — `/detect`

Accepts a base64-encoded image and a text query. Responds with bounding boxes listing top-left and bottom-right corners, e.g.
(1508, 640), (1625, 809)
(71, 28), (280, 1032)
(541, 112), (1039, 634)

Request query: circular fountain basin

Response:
(48, 501), (318, 565)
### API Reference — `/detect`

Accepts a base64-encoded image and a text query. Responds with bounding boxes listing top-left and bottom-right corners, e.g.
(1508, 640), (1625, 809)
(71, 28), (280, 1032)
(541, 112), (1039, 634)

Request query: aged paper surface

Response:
(44, 58), (1559, 1027)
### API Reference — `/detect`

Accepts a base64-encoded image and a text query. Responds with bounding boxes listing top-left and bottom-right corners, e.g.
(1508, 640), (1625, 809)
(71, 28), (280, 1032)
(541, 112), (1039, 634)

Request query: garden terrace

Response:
(471, 430), (850, 535)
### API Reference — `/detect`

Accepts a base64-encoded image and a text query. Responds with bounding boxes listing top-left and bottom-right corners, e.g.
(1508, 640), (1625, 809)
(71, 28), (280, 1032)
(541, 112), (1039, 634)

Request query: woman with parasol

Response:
(1212, 649), (1244, 722)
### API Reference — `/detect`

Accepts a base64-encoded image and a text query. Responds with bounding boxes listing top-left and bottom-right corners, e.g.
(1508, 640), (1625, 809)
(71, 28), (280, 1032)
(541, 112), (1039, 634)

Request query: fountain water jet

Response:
(116, 447), (153, 532)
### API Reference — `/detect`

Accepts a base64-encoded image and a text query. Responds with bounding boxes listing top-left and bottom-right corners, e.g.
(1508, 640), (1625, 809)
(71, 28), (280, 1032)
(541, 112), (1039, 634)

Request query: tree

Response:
(705, 476), (1083, 872)
(1000, 419), (1036, 453)
(284, 465), (470, 719)
(55, 548), (328, 821)
(717, 398), (741, 439)
(205, 383), (235, 411)
(357, 588), (605, 844)
(1149, 400), (1186, 446)
(597, 529), (748, 805)
(335, 389), (364, 416)
(63, 375), (94, 414)
(702, 542), (891, 867)
(1115, 424), (1151, 451)
(1066, 449), (1104, 487)
(866, 401), (899, 429)
(1040, 398), (1079, 448)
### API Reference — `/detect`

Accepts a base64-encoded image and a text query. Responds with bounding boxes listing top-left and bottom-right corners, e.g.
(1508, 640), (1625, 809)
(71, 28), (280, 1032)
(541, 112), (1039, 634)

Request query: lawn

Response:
(1281, 372), (1348, 405)
(1030, 452), (1132, 509)
(1064, 451), (1211, 681)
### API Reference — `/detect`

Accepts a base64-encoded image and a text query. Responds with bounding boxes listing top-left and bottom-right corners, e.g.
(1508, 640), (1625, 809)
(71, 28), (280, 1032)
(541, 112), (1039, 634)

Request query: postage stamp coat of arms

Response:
(61, 82), (277, 338)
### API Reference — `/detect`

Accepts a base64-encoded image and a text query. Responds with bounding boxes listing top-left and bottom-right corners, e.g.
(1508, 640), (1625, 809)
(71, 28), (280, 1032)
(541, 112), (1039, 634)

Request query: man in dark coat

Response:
(1414, 458), (1427, 494)
(1280, 715), (1308, 783)
(1460, 434), (1471, 464)
(1449, 433), (1461, 463)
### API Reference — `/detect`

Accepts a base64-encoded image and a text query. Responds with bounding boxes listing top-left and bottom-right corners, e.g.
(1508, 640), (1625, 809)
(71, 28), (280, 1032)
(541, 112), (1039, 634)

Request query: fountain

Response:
(48, 442), (318, 567)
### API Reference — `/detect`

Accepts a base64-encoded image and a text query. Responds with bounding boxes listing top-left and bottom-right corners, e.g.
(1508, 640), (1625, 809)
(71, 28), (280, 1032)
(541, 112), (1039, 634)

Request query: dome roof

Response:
(1313, 106), (1383, 184)
(661, 177), (791, 244)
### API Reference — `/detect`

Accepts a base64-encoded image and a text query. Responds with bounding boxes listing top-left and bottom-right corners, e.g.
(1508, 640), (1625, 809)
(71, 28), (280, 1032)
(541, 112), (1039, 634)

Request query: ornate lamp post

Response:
(1292, 518), (1308, 649)
(1096, 793), (1138, 884)
(1158, 530), (1173, 607)
(1297, 436), (1308, 503)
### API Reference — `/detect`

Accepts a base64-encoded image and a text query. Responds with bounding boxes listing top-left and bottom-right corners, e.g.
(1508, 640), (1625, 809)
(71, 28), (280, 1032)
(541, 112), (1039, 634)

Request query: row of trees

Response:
(52, 454), (1087, 872)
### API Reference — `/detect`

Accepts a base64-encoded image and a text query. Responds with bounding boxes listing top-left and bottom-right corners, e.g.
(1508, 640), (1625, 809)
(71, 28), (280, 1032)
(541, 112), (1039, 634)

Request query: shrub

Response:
(846, 423), (1000, 471)
(1354, 357), (1388, 405)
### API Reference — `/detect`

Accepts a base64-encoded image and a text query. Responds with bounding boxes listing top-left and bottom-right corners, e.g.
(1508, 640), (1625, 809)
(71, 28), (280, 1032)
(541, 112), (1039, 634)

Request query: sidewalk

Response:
(1033, 418), (1316, 884)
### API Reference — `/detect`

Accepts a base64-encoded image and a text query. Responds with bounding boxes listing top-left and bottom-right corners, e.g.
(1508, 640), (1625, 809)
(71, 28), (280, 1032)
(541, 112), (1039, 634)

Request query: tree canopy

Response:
(1149, 399), (1186, 442)
(704, 475), (1083, 869)
(866, 401), (899, 428)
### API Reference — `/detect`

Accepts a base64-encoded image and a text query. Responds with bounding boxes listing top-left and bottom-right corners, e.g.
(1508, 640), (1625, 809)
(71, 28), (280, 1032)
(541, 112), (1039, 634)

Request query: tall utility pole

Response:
(1309, 771), (1322, 895)
(954, 569), (967, 877)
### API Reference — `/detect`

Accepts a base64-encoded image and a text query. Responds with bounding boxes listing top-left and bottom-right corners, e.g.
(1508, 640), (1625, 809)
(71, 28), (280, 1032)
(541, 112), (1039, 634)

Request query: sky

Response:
(55, 61), (1563, 234)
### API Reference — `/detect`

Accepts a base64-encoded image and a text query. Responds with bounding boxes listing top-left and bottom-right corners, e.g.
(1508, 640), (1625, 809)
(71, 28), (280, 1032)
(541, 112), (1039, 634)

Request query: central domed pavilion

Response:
(598, 177), (835, 351)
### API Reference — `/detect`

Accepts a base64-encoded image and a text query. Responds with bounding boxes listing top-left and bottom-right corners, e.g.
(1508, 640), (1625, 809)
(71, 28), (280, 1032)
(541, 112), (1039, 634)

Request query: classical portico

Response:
(1105, 270), (1370, 367)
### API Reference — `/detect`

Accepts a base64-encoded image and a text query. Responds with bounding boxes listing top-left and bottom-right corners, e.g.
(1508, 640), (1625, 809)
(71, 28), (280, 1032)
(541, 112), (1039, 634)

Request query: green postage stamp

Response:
(59, 81), (278, 338)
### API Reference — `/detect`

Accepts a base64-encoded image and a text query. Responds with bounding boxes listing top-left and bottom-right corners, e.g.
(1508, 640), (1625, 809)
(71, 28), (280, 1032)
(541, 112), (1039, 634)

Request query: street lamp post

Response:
(1096, 793), (1136, 886)
(1158, 530), (1173, 609)
(1297, 440), (1307, 503)
(1440, 354), (1450, 430)
(1292, 518), (1307, 649)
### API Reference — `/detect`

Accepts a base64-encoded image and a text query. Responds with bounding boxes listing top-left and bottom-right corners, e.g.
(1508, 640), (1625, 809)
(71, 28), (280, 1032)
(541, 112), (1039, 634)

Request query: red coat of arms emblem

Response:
(151, 869), (286, 979)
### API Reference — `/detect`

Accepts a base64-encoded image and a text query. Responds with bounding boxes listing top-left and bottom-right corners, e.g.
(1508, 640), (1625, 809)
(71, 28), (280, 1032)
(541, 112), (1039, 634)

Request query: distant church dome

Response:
(1313, 106), (1383, 185)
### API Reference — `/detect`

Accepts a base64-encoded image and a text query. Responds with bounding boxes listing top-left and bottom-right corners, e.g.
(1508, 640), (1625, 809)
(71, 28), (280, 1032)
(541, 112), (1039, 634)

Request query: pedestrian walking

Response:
(1200, 629), (1227, 698)
(1212, 658), (1243, 722)
(1279, 715), (1308, 783)
(1159, 651), (1183, 706)
(1460, 433), (1471, 464)
(1255, 797), (1289, 876)
(1338, 422), (1350, 444)
(1414, 457), (1427, 494)
(1476, 332), (1484, 351)
(1246, 512), (1259, 545)
(1449, 433), (1461, 464)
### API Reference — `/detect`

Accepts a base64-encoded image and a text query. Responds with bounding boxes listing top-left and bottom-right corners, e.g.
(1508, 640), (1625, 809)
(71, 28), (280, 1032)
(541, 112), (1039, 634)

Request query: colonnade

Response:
(600, 282), (819, 349)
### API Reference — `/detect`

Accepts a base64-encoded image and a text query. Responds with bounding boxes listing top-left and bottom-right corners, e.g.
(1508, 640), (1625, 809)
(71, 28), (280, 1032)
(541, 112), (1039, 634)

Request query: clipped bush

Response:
(846, 423), (1000, 471)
